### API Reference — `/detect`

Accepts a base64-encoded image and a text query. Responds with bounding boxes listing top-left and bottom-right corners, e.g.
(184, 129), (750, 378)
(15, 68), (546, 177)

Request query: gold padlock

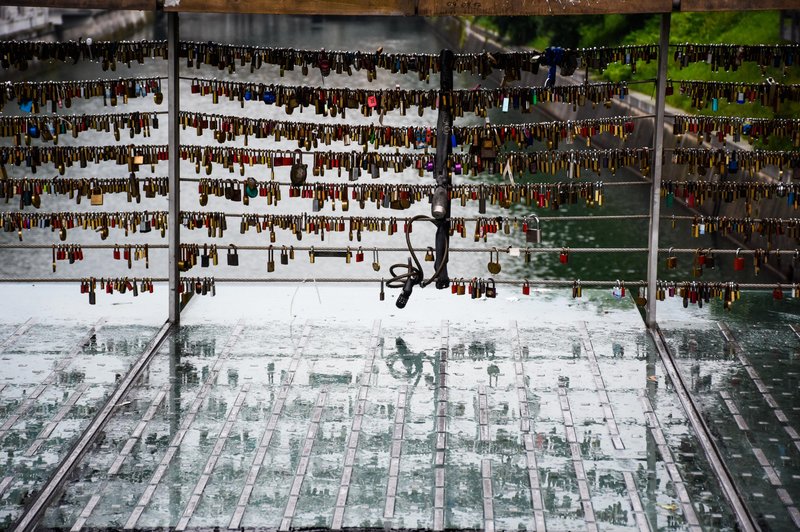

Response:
(90, 186), (103, 206)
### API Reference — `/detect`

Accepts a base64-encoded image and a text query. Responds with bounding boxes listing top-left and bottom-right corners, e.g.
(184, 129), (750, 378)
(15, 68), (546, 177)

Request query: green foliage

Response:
(475, 11), (798, 123)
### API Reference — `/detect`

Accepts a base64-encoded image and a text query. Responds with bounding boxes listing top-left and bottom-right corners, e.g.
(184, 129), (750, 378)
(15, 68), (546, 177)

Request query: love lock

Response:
(524, 214), (541, 244)
(487, 247), (501, 274)
(290, 150), (307, 186)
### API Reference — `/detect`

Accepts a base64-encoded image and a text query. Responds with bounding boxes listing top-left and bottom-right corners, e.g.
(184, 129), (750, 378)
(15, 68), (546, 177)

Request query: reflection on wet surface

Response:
(0, 287), (796, 531)
(661, 317), (800, 531)
(0, 321), (159, 528)
(20, 312), (738, 531)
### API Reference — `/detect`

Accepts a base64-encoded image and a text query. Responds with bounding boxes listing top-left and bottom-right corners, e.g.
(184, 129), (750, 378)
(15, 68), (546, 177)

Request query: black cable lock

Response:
(387, 214), (449, 309)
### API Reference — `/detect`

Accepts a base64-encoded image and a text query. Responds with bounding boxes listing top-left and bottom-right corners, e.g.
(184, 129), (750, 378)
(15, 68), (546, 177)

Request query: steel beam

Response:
(645, 13), (670, 328)
(648, 326), (757, 532)
(167, 11), (181, 324)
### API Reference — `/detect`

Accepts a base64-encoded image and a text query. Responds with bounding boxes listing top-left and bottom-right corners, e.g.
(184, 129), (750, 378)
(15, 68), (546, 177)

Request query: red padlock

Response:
(773, 286), (784, 300)
(733, 249), (745, 271)
(559, 248), (569, 264)
(355, 247), (364, 263)
(522, 280), (530, 296)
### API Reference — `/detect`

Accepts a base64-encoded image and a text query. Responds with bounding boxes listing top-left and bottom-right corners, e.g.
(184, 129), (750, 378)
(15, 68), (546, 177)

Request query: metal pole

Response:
(167, 12), (181, 324)
(645, 13), (670, 328)
(434, 49), (454, 289)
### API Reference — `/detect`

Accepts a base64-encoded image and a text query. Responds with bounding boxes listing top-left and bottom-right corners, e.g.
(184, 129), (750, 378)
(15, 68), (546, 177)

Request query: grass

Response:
(470, 11), (800, 140)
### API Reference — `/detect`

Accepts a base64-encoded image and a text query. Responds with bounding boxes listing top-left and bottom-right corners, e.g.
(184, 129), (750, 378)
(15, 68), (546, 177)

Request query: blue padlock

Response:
(263, 91), (276, 104)
(28, 124), (40, 138)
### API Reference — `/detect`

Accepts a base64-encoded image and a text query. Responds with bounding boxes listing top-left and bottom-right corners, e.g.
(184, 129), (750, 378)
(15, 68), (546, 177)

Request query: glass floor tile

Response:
(659, 293), (800, 531)
(0, 320), (161, 529)
(0, 285), (795, 531)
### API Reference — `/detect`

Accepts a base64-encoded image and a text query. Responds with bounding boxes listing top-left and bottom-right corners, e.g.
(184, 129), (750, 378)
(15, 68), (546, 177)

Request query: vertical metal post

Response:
(645, 13), (670, 328)
(167, 12), (181, 324)
(434, 49), (454, 289)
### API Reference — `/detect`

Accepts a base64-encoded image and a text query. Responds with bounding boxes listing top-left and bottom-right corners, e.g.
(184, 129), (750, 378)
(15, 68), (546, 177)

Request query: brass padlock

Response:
(487, 248), (502, 274)
(90, 186), (103, 206)
(665, 248), (677, 269)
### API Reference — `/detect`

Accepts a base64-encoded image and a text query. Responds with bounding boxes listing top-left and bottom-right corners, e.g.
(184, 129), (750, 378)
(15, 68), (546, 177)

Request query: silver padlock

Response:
(349, 166), (361, 181)
(525, 214), (541, 244)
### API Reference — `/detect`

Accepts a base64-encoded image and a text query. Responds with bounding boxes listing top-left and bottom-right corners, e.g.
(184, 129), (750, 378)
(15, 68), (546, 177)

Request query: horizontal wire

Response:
(0, 278), (794, 290)
(178, 109), (658, 126)
(178, 178), (650, 186)
(191, 212), (651, 220)
(0, 243), (794, 256)
(175, 76), (660, 87)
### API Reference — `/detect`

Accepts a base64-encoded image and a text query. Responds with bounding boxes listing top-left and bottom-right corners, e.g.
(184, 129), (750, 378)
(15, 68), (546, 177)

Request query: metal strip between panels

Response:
(175, 384), (252, 531)
(622, 472), (652, 532)
(432, 320), (449, 531)
(123, 320), (246, 530)
(331, 320), (381, 530)
(510, 321), (546, 532)
(228, 321), (312, 530)
(279, 389), (328, 532)
(383, 386), (408, 520)
(557, 387), (599, 532)
(638, 394), (702, 531)
(70, 383), (170, 532)
(25, 383), (90, 456)
(0, 319), (105, 441)
(480, 459), (495, 532)
(0, 318), (36, 354)
(578, 322), (625, 450)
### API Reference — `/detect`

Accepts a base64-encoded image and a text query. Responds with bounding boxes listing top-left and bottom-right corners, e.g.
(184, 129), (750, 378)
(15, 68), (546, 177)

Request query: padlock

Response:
(355, 247), (364, 263)
(665, 248), (677, 269)
(773, 285), (784, 300)
(487, 248), (501, 274)
(704, 249), (715, 269)
(379, 279), (385, 301)
(372, 248), (381, 272)
(280, 246), (289, 265)
(267, 246), (275, 272)
(290, 150), (308, 186)
(525, 214), (541, 244)
(522, 280), (530, 295)
(90, 186), (103, 206)
(733, 248), (745, 271)
(227, 244), (239, 266)
(559, 248), (569, 264)
(485, 278), (497, 298)
(425, 247), (435, 262)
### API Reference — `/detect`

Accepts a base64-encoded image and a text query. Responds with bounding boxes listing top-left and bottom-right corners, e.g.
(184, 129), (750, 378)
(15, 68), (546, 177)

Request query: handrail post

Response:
(167, 11), (181, 324)
(434, 48), (454, 289)
(645, 13), (670, 328)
